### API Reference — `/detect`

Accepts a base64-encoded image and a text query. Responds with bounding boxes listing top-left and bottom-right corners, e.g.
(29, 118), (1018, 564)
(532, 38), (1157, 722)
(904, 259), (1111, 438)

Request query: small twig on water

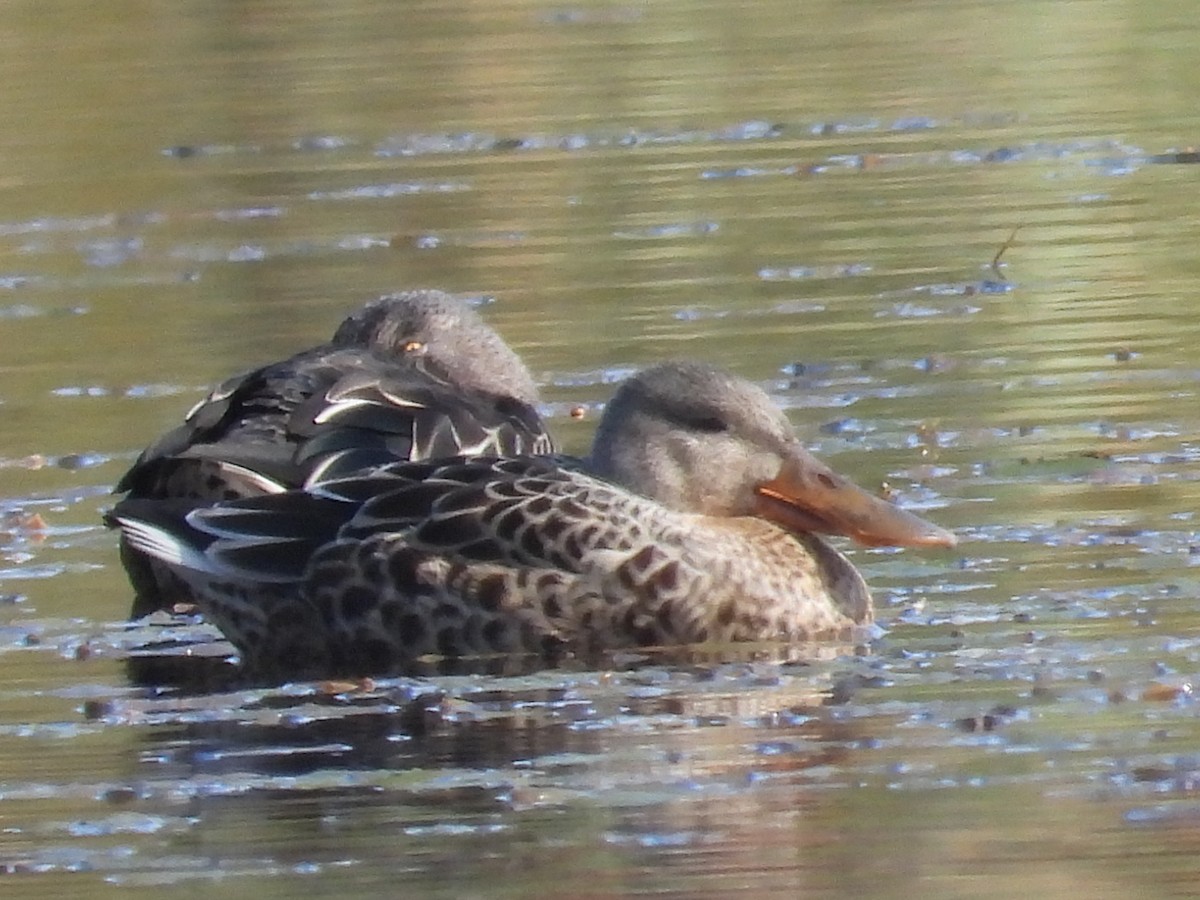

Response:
(991, 226), (1022, 279)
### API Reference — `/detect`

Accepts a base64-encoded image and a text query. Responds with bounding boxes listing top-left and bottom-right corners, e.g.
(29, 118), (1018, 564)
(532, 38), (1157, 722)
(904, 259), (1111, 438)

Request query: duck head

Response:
(331, 290), (540, 403)
(590, 361), (955, 549)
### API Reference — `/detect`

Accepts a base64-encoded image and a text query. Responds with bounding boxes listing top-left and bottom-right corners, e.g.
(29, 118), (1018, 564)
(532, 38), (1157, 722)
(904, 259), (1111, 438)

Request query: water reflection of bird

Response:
(112, 360), (954, 682)
(114, 290), (554, 618)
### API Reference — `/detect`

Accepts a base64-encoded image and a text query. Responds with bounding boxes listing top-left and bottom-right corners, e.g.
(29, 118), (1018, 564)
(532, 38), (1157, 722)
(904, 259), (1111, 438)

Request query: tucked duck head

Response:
(331, 290), (540, 402)
(589, 361), (955, 548)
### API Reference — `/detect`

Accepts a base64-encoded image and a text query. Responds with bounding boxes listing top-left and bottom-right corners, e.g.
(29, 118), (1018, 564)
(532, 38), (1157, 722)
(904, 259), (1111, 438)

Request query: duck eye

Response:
(402, 340), (425, 354)
(684, 415), (729, 433)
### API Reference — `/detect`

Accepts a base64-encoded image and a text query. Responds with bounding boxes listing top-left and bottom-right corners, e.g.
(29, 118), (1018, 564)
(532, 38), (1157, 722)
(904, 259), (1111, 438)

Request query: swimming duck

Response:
(111, 361), (954, 681)
(115, 290), (555, 617)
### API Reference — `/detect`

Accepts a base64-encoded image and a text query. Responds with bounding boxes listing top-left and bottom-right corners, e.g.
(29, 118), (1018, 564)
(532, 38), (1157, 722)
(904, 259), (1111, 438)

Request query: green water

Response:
(2, 0), (1199, 895)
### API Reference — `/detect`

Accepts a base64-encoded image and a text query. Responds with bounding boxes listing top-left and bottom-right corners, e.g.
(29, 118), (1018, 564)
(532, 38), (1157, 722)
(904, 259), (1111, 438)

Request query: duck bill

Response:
(753, 448), (956, 548)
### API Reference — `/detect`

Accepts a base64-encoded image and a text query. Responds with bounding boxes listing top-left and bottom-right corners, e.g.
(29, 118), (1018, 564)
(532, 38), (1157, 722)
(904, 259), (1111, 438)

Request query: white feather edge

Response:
(115, 515), (302, 584)
(187, 505), (292, 539)
(114, 515), (214, 573)
(302, 449), (364, 488)
(214, 462), (288, 494)
(314, 395), (424, 425)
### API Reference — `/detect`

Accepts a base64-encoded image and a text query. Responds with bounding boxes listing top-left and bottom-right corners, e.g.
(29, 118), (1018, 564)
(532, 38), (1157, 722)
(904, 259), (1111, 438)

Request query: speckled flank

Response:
(301, 513), (871, 670)
(159, 470), (874, 682)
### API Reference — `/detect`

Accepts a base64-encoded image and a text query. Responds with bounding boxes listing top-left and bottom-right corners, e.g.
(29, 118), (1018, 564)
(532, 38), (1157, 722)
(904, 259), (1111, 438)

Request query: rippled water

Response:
(3, 0), (1200, 895)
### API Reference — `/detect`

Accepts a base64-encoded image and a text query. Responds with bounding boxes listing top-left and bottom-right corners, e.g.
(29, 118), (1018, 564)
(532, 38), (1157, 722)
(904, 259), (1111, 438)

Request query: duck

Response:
(110, 360), (954, 681)
(115, 290), (555, 618)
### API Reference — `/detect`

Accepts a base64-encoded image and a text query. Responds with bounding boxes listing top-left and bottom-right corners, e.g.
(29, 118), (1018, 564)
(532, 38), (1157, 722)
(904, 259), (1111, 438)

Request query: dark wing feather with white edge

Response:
(117, 350), (556, 499)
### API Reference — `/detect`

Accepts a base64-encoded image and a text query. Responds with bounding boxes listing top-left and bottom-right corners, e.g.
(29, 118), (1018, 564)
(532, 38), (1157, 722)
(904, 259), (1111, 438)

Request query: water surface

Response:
(3, 0), (1200, 896)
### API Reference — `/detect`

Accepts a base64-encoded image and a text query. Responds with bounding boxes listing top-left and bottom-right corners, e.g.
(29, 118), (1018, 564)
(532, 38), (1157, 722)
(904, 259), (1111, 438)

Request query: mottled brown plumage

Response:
(111, 362), (954, 681)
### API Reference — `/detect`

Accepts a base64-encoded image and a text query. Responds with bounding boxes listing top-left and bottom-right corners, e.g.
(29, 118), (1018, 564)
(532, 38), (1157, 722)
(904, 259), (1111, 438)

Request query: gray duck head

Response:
(331, 290), (540, 403)
(589, 361), (955, 548)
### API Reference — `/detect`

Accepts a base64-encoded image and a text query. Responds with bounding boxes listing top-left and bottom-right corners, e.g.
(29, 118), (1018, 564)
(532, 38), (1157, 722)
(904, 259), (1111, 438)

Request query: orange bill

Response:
(753, 446), (956, 548)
